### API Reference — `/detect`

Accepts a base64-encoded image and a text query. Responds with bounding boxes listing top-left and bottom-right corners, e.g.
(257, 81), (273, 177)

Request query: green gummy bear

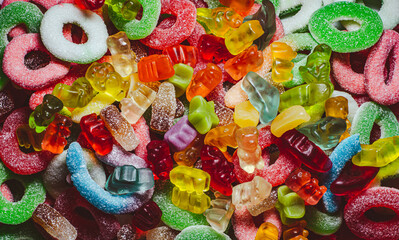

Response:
(52, 77), (97, 109)
(188, 96), (219, 135)
(304, 206), (342, 235)
(275, 185), (305, 225)
(29, 94), (64, 133)
(168, 64), (194, 97)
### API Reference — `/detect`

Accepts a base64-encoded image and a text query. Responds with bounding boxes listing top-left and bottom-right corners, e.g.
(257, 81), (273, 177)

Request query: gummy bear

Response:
(201, 145), (236, 196)
(224, 45), (264, 80)
(106, 31), (137, 77)
(16, 124), (45, 151)
(75, 0), (105, 10)
(299, 44), (332, 88)
(232, 176), (271, 209)
(204, 122), (238, 152)
(285, 168), (327, 205)
(325, 96), (348, 119)
(29, 94), (64, 133)
(41, 114), (72, 154)
(170, 166), (211, 194)
(255, 222), (279, 240)
(241, 72), (280, 124)
(198, 34), (234, 63)
(225, 20), (264, 55)
(204, 195), (235, 233)
(196, 7), (243, 37)
(85, 62), (130, 101)
(271, 42), (297, 83)
(164, 115), (198, 152)
(162, 45), (198, 68)
(80, 113), (113, 156)
(247, 189), (278, 216)
(233, 100), (260, 128)
(131, 200), (162, 231)
(167, 64), (194, 97)
(53, 77), (97, 109)
(283, 220), (309, 240)
(352, 136), (399, 167)
(235, 126), (264, 173)
(146, 140), (173, 180)
(186, 63), (223, 102)
(121, 0), (141, 20)
(188, 96), (219, 135)
(171, 187), (211, 214)
(150, 82), (177, 132)
(138, 55), (175, 82)
(173, 134), (205, 167)
(105, 165), (154, 195)
(218, 0), (255, 15)
(275, 185), (305, 225)
(100, 105), (140, 152)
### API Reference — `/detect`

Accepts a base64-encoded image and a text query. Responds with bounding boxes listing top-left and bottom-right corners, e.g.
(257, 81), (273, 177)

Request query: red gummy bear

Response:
(198, 34), (234, 63)
(201, 145), (236, 196)
(162, 45), (198, 68)
(79, 113), (113, 156)
(285, 168), (327, 205)
(75, 0), (105, 10)
(131, 200), (162, 231)
(277, 129), (332, 172)
(146, 140), (173, 180)
(41, 113), (73, 154)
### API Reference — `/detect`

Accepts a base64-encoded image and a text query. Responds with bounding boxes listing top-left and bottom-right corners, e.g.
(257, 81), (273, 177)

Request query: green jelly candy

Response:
(299, 44), (332, 87)
(105, 165), (154, 195)
(168, 64), (194, 98)
(0, 221), (44, 240)
(121, 0), (142, 20)
(188, 96), (219, 135)
(175, 225), (231, 240)
(378, 158), (399, 180)
(275, 185), (305, 225)
(152, 181), (209, 231)
(309, 2), (383, 53)
(0, 2), (43, 91)
(303, 100), (325, 126)
(350, 101), (399, 145)
(0, 163), (46, 225)
(304, 206), (342, 235)
(107, 0), (161, 40)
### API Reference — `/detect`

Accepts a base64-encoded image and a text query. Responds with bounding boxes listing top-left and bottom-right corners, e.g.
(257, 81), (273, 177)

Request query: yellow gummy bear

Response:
(234, 100), (259, 128)
(271, 105), (310, 137)
(169, 166), (211, 194)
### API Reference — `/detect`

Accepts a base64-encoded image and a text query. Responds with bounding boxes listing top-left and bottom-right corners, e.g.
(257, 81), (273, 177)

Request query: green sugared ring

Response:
(309, 1), (383, 53)
(0, 162), (46, 225)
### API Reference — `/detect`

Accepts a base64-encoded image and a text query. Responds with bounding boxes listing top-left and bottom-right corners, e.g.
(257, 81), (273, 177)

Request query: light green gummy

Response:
(0, 163), (46, 225)
(107, 0), (161, 40)
(175, 225), (231, 240)
(275, 185), (305, 225)
(0, 2), (43, 91)
(168, 64), (194, 98)
(304, 206), (342, 235)
(0, 221), (44, 240)
(350, 101), (399, 145)
(153, 181), (209, 231)
(309, 1), (383, 53)
(378, 157), (399, 180)
(188, 96), (219, 135)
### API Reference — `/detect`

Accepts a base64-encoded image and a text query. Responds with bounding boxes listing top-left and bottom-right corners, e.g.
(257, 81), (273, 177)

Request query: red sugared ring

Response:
(2, 33), (70, 90)
(344, 187), (399, 240)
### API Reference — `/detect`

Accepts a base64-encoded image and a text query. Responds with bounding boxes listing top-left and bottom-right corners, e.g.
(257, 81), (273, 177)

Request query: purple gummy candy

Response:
(164, 115), (198, 152)
(96, 144), (148, 168)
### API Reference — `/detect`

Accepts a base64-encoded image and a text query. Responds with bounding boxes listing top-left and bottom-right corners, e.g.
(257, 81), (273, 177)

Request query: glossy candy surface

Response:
(352, 136), (399, 167)
(235, 126), (264, 173)
(106, 31), (137, 78)
(204, 122), (238, 152)
(138, 55), (175, 82)
(53, 77), (97, 109)
(225, 20), (264, 55)
(80, 113), (113, 156)
(146, 140), (174, 180)
(188, 95), (219, 134)
(41, 113), (72, 154)
(255, 222), (279, 240)
(232, 176), (272, 209)
(29, 94), (63, 133)
(225, 45), (263, 80)
(163, 45), (198, 68)
(186, 63), (223, 102)
(271, 42), (297, 83)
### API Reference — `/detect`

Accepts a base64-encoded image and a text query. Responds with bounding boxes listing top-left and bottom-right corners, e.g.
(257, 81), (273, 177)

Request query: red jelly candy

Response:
(146, 140), (173, 180)
(80, 113), (113, 156)
(131, 200), (162, 231)
(0, 107), (54, 175)
(162, 45), (198, 68)
(75, 0), (104, 10)
(198, 34), (234, 63)
(41, 113), (72, 154)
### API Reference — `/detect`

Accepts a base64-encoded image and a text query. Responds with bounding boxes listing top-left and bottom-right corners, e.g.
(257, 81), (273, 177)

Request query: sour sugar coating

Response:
(0, 1), (43, 90)
(150, 82), (177, 132)
(365, 30), (399, 105)
(304, 206), (342, 236)
(350, 101), (399, 144)
(66, 142), (154, 214)
(2, 33), (70, 90)
(309, 1), (383, 53)
(175, 225), (232, 240)
(100, 105), (140, 152)
(40, 3), (108, 64)
(147, 226), (179, 240)
(344, 187), (399, 240)
(164, 115), (198, 152)
(0, 108), (54, 175)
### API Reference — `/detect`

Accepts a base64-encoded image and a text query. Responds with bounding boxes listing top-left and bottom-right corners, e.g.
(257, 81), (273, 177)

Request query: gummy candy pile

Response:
(0, 0), (399, 239)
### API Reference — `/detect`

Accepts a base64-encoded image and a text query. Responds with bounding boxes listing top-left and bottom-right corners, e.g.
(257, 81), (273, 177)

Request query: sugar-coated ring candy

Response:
(321, 134), (361, 213)
(97, 144), (148, 168)
(365, 30), (399, 105)
(40, 3), (108, 64)
(372, 0), (399, 29)
(66, 142), (154, 214)
(140, 0), (196, 49)
(233, 208), (282, 240)
(350, 101), (399, 144)
(304, 206), (342, 235)
(0, 107), (54, 175)
(0, 221), (44, 239)
(54, 188), (120, 240)
(132, 116), (151, 162)
(2, 0), (74, 9)
(233, 126), (300, 186)
(3, 33), (70, 90)
(344, 187), (399, 240)
(0, 162), (46, 224)
(280, 0), (322, 35)
(152, 181), (209, 231)
(107, 0), (161, 40)
(43, 148), (106, 199)
(175, 225), (232, 240)
(309, 2), (383, 53)
(0, 1), (43, 91)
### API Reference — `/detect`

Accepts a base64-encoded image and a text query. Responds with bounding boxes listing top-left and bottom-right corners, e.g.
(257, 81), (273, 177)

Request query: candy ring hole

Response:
(7, 24), (27, 42)
(62, 23), (88, 44)
(331, 19), (362, 32)
(362, 0), (383, 11)
(279, 4), (302, 19)
(370, 123), (381, 144)
(24, 50), (51, 70)
(74, 206), (96, 221)
(266, 144), (280, 165)
(350, 52), (367, 74)
(364, 207), (397, 222)
(384, 47), (395, 85)
(1, 179), (25, 202)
